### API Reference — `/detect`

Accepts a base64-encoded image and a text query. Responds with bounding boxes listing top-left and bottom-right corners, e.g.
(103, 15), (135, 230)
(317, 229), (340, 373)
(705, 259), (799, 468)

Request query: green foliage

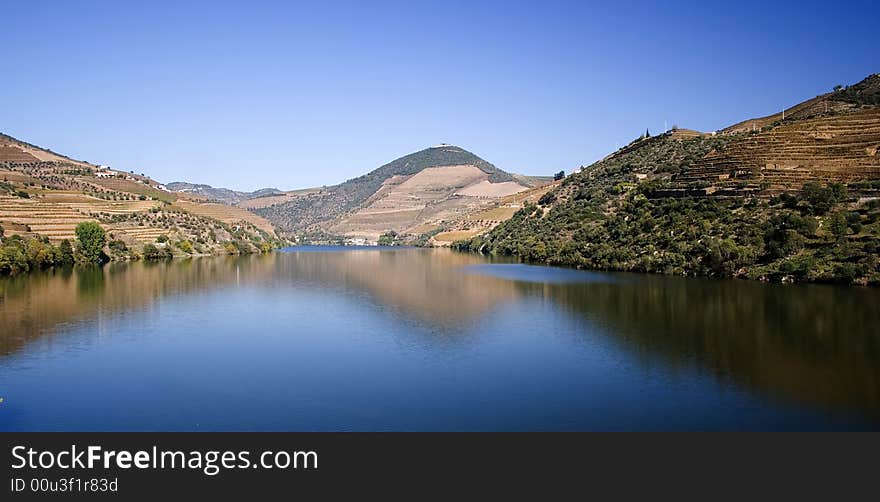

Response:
(108, 239), (128, 253)
(764, 212), (815, 259)
(831, 74), (880, 106)
(142, 243), (172, 261)
(378, 231), (399, 246)
(75, 222), (107, 265)
(800, 182), (847, 215)
(0, 236), (30, 275)
(0, 235), (75, 275)
(456, 159), (880, 285)
(538, 191), (557, 205)
(828, 211), (849, 240)
(58, 239), (74, 266)
(176, 240), (194, 254)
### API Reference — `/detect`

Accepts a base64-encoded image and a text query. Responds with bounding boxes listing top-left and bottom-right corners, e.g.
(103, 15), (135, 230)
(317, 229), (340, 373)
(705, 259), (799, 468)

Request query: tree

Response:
(801, 182), (839, 215)
(553, 170), (565, 181)
(828, 212), (848, 240)
(0, 238), (29, 275)
(75, 222), (107, 264)
(378, 231), (398, 246)
(58, 239), (75, 266)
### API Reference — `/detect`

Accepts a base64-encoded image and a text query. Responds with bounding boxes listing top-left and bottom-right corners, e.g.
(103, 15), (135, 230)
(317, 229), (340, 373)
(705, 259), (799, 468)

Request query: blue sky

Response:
(3, 0), (877, 190)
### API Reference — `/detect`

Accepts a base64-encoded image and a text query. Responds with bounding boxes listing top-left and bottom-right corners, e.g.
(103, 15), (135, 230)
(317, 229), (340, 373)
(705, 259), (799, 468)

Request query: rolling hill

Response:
(455, 73), (880, 285)
(253, 144), (548, 241)
(0, 133), (281, 265)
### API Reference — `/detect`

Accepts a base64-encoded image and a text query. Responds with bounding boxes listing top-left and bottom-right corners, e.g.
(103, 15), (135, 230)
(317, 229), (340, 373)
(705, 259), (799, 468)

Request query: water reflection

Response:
(499, 271), (880, 420)
(0, 247), (878, 429)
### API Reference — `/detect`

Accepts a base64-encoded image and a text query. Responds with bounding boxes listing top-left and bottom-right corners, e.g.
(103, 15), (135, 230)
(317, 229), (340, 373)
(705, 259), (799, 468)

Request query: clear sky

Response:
(3, 0), (877, 191)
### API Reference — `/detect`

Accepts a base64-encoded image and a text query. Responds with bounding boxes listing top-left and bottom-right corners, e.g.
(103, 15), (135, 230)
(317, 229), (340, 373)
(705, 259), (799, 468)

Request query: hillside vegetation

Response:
(455, 74), (880, 285)
(255, 145), (526, 236)
(1, 134), (286, 275)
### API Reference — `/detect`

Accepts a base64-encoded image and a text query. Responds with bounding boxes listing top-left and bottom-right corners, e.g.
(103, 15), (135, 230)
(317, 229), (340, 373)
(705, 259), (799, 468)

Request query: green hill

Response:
(454, 75), (880, 285)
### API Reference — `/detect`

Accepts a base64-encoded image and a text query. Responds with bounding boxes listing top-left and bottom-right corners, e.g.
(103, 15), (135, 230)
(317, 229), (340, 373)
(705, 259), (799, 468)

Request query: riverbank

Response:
(452, 187), (880, 287)
(0, 226), (284, 277)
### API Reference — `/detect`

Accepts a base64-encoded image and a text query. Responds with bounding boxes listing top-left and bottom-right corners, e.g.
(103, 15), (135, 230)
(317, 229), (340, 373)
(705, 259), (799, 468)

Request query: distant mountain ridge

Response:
(166, 182), (284, 205)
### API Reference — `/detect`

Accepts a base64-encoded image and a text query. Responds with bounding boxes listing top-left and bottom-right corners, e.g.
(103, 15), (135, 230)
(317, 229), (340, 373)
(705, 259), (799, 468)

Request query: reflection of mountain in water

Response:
(275, 248), (522, 326)
(0, 250), (522, 356)
(1, 249), (878, 422)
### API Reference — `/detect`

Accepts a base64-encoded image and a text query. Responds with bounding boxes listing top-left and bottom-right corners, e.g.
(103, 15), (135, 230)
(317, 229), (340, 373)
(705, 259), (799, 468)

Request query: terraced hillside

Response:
(432, 181), (559, 245)
(1, 133), (282, 266)
(255, 145), (542, 241)
(675, 107), (880, 194)
(456, 74), (880, 285)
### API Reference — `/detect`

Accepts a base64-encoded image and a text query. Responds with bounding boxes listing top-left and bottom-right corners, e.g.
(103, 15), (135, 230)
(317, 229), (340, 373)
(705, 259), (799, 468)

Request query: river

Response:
(0, 246), (877, 430)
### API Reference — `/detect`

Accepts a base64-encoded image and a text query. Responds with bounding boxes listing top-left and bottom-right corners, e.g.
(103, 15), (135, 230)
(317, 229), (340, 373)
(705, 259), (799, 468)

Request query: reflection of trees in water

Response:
(2, 250), (878, 421)
(76, 265), (105, 298)
(0, 250), (518, 356)
(529, 275), (880, 420)
(0, 256), (265, 356)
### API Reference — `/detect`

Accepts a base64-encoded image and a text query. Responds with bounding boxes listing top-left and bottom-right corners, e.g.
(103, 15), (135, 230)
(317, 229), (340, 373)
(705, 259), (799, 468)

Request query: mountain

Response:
(166, 181), (284, 205)
(455, 74), (880, 285)
(1, 133), (281, 265)
(254, 144), (547, 241)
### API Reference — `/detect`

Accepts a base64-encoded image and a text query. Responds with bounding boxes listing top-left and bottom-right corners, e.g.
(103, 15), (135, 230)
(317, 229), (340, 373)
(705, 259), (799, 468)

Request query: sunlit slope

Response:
(253, 145), (538, 238)
(0, 133), (279, 254)
(456, 73), (880, 285)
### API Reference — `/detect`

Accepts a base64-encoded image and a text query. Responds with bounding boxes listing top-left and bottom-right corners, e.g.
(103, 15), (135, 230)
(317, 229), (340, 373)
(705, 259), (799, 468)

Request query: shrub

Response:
(108, 239), (128, 252)
(142, 243), (171, 261)
(176, 240), (194, 254)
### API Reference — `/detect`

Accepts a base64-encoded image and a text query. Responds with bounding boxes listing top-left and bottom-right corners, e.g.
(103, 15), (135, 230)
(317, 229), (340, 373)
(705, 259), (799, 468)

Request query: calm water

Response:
(0, 247), (878, 431)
